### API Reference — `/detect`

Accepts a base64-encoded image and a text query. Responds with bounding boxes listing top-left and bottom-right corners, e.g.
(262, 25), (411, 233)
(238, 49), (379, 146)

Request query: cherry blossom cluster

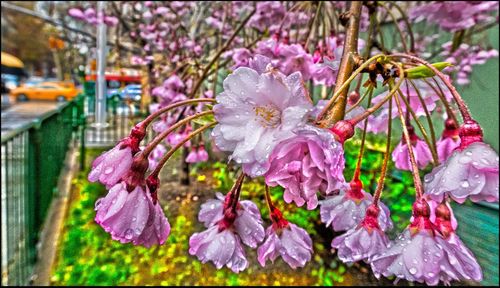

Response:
(77, 1), (500, 286)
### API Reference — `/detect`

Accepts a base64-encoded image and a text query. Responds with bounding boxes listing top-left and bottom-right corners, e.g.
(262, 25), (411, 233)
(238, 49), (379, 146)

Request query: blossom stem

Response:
(425, 78), (459, 125)
(396, 88), (439, 164)
(304, 1), (322, 49)
(408, 79), (438, 163)
(316, 1), (363, 127)
(149, 122), (217, 179)
(141, 110), (214, 158)
(345, 83), (371, 114)
(231, 173), (246, 212)
(264, 185), (275, 212)
(316, 54), (385, 126)
(137, 98), (216, 128)
(387, 2), (415, 53)
(373, 90), (392, 205)
(377, 2), (409, 53)
(393, 86), (424, 199)
(352, 88), (374, 181)
(348, 62), (405, 125)
(389, 53), (473, 121)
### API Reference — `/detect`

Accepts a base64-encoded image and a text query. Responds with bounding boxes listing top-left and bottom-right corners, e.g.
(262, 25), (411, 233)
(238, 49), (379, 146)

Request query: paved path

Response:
(1, 101), (65, 137)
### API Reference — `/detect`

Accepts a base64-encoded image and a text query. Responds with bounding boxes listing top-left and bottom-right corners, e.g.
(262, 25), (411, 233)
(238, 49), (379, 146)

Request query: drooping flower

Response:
(88, 126), (145, 188)
(319, 180), (393, 232)
(197, 145), (209, 162)
(332, 205), (390, 263)
(190, 190), (265, 272)
(200, 193), (265, 247)
(188, 225), (248, 273)
(432, 202), (482, 283)
(134, 197), (171, 247)
(257, 207), (313, 269)
(212, 63), (313, 177)
(424, 121), (499, 203)
(94, 182), (169, 246)
(392, 126), (433, 171)
(436, 126), (461, 164)
(265, 125), (345, 210)
(370, 199), (445, 285)
(185, 147), (200, 163)
(88, 143), (134, 188)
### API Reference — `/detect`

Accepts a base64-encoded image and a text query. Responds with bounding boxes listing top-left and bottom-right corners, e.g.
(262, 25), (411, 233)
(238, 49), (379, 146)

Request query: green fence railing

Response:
(1, 97), (83, 286)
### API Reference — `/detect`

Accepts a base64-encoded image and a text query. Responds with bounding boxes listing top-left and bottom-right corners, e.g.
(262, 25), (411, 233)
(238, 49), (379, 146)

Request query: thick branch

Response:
(317, 1), (363, 127)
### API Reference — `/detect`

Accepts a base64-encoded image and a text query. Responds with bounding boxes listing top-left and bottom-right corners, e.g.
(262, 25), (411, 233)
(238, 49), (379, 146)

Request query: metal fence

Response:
(1, 98), (82, 286)
(81, 82), (154, 149)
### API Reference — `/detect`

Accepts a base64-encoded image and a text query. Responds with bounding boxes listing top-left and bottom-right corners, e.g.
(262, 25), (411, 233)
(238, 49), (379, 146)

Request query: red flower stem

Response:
(264, 185), (275, 212)
(352, 88), (374, 182)
(137, 98), (216, 128)
(389, 53), (473, 122)
(149, 122), (217, 179)
(231, 173), (246, 212)
(141, 110), (214, 158)
(373, 90), (392, 206)
(393, 85), (424, 199)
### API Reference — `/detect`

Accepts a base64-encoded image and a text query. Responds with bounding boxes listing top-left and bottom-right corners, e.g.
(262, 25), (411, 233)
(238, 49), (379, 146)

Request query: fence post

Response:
(26, 126), (41, 266)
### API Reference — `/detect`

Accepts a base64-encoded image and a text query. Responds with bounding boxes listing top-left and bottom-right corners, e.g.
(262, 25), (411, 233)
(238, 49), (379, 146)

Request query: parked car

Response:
(120, 84), (142, 101)
(9, 81), (79, 102)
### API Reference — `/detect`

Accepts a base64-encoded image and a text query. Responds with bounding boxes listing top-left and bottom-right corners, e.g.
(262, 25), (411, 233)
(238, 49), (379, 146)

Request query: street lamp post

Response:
(92, 1), (109, 128)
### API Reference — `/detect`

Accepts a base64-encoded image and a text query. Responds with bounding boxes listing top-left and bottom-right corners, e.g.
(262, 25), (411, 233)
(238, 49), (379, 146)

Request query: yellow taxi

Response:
(10, 81), (79, 102)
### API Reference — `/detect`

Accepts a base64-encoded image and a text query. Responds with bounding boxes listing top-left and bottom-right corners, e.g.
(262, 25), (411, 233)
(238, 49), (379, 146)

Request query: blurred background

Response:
(1, 1), (498, 286)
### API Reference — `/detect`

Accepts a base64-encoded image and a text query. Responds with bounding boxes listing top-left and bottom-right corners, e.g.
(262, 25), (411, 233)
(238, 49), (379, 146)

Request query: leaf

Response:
(405, 62), (453, 79)
(191, 113), (215, 125)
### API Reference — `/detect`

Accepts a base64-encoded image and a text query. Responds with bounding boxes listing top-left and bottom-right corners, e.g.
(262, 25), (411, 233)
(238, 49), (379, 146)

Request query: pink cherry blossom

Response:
(94, 182), (169, 246)
(319, 181), (393, 232)
(257, 223), (313, 269)
(265, 125), (346, 210)
(424, 141), (499, 203)
(332, 205), (390, 263)
(185, 147), (200, 163)
(188, 225), (248, 273)
(211, 64), (313, 177)
(88, 141), (135, 188)
(392, 127), (433, 171)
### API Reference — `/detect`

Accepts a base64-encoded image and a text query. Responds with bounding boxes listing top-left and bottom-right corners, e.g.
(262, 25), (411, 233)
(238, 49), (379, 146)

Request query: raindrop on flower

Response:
(409, 267), (418, 275)
(460, 180), (470, 188)
(124, 229), (134, 240)
(104, 167), (114, 174)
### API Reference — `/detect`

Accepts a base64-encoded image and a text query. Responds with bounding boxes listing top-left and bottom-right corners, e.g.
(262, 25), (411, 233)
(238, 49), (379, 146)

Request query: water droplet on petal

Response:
(481, 158), (490, 164)
(95, 199), (103, 210)
(124, 229), (134, 240)
(104, 167), (114, 174)
(409, 267), (417, 275)
(427, 272), (435, 277)
(460, 180), (470, 188)
(132, 217), (137, 222)
(465, 151), (473, 156)
(459, 156), (472, 164)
